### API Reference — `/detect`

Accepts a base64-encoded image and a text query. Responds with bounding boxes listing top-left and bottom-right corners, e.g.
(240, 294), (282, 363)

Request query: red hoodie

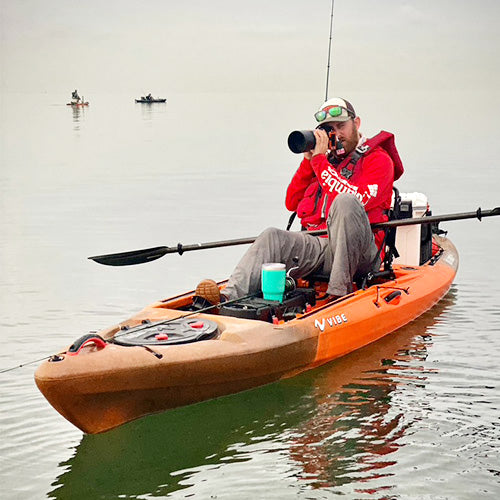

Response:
(285, 131), (403, 249)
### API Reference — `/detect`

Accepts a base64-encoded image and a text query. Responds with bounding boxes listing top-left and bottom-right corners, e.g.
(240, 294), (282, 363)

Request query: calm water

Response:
(1, 90), (500, 499)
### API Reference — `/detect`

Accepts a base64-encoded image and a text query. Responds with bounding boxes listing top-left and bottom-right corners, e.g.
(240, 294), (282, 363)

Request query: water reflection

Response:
(70, 104), (85, 131)
(136, 101), (167, 121)
(48, 293), (455, 499)
(287, 309), (444, 493)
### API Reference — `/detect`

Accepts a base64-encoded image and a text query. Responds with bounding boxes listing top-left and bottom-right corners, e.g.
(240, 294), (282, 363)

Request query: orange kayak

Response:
(35, 235), (458, 434)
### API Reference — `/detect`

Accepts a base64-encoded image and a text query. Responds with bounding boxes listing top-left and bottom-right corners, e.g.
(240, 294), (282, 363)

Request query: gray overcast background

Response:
(2, 0), (499, 95)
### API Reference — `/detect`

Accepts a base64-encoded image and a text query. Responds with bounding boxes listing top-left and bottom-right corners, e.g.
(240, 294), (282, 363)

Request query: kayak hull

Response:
(135, 99), (166, 103)
(35, 235), (458, 434)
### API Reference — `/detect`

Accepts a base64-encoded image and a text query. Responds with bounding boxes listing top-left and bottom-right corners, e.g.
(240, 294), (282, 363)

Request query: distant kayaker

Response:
(71, 90), (81, 102)
(146, 93), (152, 101)
(194, 97), (404, 306)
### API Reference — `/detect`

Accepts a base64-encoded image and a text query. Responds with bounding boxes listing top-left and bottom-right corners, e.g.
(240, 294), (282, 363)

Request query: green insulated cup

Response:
(261, 263), (286, 302)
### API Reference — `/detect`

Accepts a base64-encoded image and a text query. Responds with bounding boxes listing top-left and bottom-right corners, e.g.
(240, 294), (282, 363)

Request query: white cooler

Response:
(393, 192), (429, 266)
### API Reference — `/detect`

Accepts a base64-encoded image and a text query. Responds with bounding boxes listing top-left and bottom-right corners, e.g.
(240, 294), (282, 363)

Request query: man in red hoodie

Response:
(195, 97), (403, 305)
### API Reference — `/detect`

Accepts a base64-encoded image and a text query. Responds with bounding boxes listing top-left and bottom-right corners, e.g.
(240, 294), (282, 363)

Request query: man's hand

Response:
(312, 129), (329, 157)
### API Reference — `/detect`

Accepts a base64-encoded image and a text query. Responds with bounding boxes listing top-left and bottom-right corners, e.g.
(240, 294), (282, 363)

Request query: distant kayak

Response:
(135, 97), (166, 103)
(67, 102), (89, 107)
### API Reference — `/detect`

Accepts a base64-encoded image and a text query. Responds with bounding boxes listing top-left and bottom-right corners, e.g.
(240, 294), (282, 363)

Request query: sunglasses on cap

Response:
(314, 105), (354, 122)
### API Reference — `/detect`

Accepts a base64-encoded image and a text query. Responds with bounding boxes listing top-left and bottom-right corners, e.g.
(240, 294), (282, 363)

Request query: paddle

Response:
(88, 206), (500, 266)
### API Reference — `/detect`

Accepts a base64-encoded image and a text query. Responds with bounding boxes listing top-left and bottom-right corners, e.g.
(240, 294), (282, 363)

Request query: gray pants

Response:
(223, 194), (381, 299)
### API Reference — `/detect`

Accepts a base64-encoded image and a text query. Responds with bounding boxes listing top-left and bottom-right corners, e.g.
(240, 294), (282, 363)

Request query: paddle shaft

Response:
(88, 206), (500, 266)
(289, 206), (500, 238)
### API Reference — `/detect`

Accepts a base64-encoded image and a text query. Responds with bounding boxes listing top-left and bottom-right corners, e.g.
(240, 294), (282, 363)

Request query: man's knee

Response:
(329, 193), (364, 218)
(256, 227), (283, 245)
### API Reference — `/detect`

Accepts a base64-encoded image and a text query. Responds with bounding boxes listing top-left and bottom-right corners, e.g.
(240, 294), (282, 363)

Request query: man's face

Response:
(327, 117), (361, 154)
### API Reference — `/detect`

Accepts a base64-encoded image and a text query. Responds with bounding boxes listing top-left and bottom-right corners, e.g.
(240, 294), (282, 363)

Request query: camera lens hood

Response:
(287, 130), (316, 154)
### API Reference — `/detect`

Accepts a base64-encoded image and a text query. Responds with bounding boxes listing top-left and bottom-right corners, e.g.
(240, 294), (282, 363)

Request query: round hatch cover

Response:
(113, 318), (218, 346)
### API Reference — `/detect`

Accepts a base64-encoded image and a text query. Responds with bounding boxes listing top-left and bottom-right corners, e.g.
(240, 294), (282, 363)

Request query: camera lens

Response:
(287, 130), (316, 154)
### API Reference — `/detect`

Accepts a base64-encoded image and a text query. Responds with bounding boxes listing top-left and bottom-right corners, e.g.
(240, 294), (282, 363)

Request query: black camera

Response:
(287, 125), (334, 154)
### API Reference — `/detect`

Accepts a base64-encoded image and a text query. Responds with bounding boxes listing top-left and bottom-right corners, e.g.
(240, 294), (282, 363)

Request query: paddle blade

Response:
(88, 246), (170, 266)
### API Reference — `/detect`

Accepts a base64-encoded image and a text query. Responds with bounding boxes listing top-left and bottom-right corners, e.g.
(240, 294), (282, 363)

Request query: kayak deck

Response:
(35, 235), (458, 434)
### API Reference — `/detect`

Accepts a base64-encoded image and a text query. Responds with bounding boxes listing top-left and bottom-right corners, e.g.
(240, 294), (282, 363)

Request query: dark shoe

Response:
(194, 279), (221, 305)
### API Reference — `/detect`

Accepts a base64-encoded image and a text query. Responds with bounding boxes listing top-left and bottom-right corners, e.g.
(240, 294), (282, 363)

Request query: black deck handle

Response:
(384, 290), (402, 303)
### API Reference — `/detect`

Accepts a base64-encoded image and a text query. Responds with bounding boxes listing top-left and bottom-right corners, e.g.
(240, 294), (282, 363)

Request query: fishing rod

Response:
(0, 356), (52, 374)
(324, 0), (335, 100)
(0, 293), (261, 372)
(88, 206), (500, 267)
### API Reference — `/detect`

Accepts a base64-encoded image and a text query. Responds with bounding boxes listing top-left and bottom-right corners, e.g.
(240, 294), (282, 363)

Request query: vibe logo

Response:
(314, 313), (348, 332)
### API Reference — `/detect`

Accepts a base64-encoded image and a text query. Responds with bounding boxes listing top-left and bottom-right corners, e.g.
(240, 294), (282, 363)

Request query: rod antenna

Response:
(325, 0), (335, 100)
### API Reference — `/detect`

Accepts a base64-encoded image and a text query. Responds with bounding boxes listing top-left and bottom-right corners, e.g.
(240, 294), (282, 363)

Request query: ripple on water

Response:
(0, 368), (81, 499)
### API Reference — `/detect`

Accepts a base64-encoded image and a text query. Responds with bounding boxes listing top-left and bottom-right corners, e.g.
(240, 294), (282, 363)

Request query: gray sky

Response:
(1, 0), (500, 94)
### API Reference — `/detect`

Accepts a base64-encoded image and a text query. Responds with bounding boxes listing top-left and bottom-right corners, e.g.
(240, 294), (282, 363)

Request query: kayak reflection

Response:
(286, 293), (455, 491)
(47, 291), (455, 499)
